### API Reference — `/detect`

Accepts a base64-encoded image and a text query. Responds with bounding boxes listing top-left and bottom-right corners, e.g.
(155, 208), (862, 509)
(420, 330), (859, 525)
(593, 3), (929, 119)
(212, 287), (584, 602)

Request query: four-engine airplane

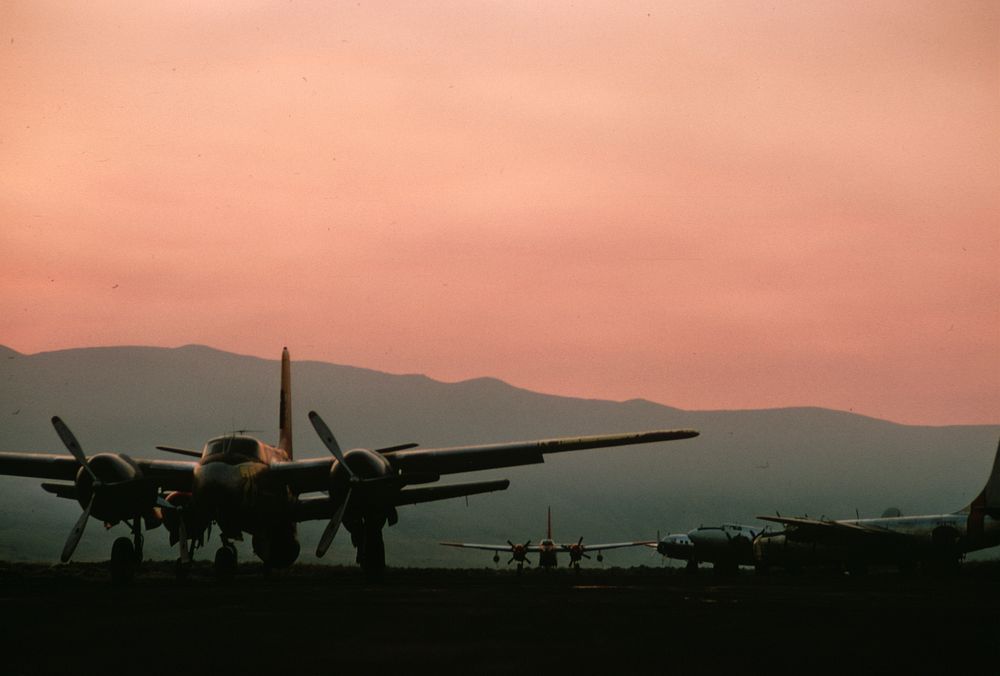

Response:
(754, 438), (1000, 574)
(441, 507), (652, 571)
(0, 349), (699, 582)
(650, 523), (762, 573)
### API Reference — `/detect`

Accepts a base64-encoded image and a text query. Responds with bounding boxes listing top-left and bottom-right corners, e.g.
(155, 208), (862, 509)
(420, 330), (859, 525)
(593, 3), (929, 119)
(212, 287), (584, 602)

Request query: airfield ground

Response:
(1, 561), (997, 674)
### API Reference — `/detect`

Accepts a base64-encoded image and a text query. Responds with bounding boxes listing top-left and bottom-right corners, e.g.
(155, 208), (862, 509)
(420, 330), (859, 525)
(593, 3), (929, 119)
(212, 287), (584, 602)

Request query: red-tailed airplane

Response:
(441, 507), (653, 571)
(0, 349), (698, 582)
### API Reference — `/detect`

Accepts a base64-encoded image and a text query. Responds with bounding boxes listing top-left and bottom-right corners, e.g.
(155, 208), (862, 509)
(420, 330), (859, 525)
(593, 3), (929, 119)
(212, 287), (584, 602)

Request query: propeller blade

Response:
(507, 556), (515, 565)
(51, 416), (98, 482)
(523, 557), (532, 565)
(308, 411), (357, 481)
(523, 540), (531, 549)
(577, 536), (584, 546)
(61, 493), (95, 562)
(507, 540), (516, 548)
(316, 488), (351, 558)
(582, 553), (591, 559)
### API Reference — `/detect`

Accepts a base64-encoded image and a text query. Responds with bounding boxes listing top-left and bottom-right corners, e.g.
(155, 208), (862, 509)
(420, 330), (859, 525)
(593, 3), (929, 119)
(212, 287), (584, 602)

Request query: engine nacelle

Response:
(75, 453), (156, 524)
(329, 448), (394, 495)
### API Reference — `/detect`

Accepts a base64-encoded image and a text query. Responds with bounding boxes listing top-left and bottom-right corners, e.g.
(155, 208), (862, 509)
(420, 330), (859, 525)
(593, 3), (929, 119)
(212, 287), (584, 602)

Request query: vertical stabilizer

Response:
(964, 437), (1000, 514)
(279, 347), (293, 458)
(547, 506), (552, 540)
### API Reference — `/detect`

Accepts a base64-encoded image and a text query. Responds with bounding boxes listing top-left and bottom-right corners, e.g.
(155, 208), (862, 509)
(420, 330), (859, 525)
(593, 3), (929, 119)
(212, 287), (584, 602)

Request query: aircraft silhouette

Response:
(441, 506), (652, 571)
(649, 523), (762, 573)
(0, 349), (698, 582)
(754, 438), (1000, 574)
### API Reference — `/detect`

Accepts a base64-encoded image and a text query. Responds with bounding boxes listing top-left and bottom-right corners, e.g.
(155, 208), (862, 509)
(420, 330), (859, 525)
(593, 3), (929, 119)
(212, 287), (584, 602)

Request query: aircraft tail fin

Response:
(963, 437), (1000, 514)
(547, 506), (552, 540)
(279, 347), (293, 459)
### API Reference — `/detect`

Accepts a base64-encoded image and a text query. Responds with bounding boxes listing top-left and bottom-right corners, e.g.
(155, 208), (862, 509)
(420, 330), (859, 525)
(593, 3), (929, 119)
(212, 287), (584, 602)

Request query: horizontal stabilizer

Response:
(155, 446), (202, 458)
(377, 443), (420, 454)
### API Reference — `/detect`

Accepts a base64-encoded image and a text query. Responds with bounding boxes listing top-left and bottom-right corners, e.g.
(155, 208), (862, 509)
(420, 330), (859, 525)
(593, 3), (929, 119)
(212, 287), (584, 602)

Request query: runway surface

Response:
(2, 562), (997, 674)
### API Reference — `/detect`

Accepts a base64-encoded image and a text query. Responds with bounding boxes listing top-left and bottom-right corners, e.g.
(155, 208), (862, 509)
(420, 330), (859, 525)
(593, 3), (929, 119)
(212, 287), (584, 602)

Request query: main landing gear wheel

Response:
(214, 543), (237, 581)
(360, 527), (386, 581)
(110, 537), (136, 585)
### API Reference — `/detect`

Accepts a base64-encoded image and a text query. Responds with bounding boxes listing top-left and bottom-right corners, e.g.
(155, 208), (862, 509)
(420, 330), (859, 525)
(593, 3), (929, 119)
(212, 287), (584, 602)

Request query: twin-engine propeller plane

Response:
(440, 507), (652, 571)
(0, 349), (699, 582)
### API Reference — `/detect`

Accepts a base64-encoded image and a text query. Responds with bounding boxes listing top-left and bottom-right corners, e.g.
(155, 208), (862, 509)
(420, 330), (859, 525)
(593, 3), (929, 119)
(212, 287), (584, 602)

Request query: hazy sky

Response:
(1, 1), (997, 425)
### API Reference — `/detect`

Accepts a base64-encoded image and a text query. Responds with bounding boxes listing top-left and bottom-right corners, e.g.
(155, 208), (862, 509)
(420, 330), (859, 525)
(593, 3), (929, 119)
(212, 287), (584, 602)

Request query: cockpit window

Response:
(203, 437), (263, 462)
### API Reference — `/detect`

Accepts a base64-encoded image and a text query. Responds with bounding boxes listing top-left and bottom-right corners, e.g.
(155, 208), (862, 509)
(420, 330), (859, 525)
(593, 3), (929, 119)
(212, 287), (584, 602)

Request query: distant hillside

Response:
(1, 345), (997, 567)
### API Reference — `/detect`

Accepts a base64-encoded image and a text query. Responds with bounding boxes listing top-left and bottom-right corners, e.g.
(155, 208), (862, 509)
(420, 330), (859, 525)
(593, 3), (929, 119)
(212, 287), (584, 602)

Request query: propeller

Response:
(309, 411), (359, 557)
(506, 539), (532, 565)
(61, 494), (95, 563)
(52, 416), (101, 562)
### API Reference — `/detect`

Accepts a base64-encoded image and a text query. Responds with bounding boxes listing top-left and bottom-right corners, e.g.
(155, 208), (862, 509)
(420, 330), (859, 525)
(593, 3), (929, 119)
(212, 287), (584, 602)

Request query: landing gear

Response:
(359, 524), (386, 581)
(110, 537), (136, 585)
(214, 541), (237, 581)
(493, 553), (500, 566)
(109, 517), (143, 585)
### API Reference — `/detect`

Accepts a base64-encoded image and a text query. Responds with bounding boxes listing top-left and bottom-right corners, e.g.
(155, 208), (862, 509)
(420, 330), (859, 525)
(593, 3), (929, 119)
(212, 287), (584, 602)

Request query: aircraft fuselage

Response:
(754, 512), (1000, 570)
(187, 436), (299, 567)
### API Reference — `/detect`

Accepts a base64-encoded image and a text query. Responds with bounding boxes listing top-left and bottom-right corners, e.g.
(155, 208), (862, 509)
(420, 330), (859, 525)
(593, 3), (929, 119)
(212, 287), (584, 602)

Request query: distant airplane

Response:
(0, 349), (698, 582)
(441, 507), (652, 570)
(754, 438), (1000, 574)
(650, 523), (763, 573)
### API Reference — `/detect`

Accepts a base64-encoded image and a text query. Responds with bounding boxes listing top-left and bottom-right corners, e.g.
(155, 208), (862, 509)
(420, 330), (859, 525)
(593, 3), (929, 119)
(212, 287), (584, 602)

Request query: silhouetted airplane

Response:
(754, 438), (1000, 574)
(650, 523), (762, 573)
(441, 506), (652, 570)
(0, 349), (698, 582)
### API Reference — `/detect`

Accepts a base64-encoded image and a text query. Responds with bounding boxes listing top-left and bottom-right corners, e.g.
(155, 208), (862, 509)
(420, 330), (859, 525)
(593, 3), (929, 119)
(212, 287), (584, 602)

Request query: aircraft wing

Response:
(757, 515), (900, 542)
(0, 453), (80, 481)
(573, 541), (656, 551)
(294, 478), (510, 521)
(439, 542), (515, 552)
(440, 542), (543, 553)
(0, 452), (197, 491)
(387, 429), (699, 477)
(391, 479), (510, 506)
(268, 458), (335, 494)
(134, 459), (197, 491)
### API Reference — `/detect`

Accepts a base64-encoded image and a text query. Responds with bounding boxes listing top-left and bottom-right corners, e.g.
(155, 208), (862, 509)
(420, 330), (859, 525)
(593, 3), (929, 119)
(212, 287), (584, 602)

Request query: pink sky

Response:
(1, 1), (997, 425)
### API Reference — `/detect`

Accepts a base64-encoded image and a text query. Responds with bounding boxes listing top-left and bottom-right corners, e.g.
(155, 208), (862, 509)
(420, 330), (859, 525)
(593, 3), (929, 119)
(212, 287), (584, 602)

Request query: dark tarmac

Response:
(1, 561), (998, 674)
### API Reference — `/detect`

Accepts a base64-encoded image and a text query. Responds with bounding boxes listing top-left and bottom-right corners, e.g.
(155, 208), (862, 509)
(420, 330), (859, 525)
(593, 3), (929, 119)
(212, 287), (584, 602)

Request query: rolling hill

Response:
(1, 344), (996, 567)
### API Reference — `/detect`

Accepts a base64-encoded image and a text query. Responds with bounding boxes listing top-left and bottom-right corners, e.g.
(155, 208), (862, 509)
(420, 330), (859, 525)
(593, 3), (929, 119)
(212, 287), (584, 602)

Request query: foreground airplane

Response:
(0, 349), (698, 581)
(441, 507), (652, 570)
(754, 438), (1000, 574)
(650, 523), (763, 573)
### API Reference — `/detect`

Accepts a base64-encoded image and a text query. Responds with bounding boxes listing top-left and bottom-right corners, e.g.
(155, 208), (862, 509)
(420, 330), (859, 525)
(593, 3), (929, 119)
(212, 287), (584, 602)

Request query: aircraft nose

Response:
(193, 462), (246, 511)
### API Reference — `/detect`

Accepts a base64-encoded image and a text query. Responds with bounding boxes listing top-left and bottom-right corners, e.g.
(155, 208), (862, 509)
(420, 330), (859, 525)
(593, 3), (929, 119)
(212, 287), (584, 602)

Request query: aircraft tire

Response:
(214, 545), (237, 581)
(110, 537), (136, 585)
(361, 526), (385, 581)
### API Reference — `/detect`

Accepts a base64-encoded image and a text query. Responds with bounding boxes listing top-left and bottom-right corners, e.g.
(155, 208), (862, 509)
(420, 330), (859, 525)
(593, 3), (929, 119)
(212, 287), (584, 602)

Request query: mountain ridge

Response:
(1, 344), (996, 567)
